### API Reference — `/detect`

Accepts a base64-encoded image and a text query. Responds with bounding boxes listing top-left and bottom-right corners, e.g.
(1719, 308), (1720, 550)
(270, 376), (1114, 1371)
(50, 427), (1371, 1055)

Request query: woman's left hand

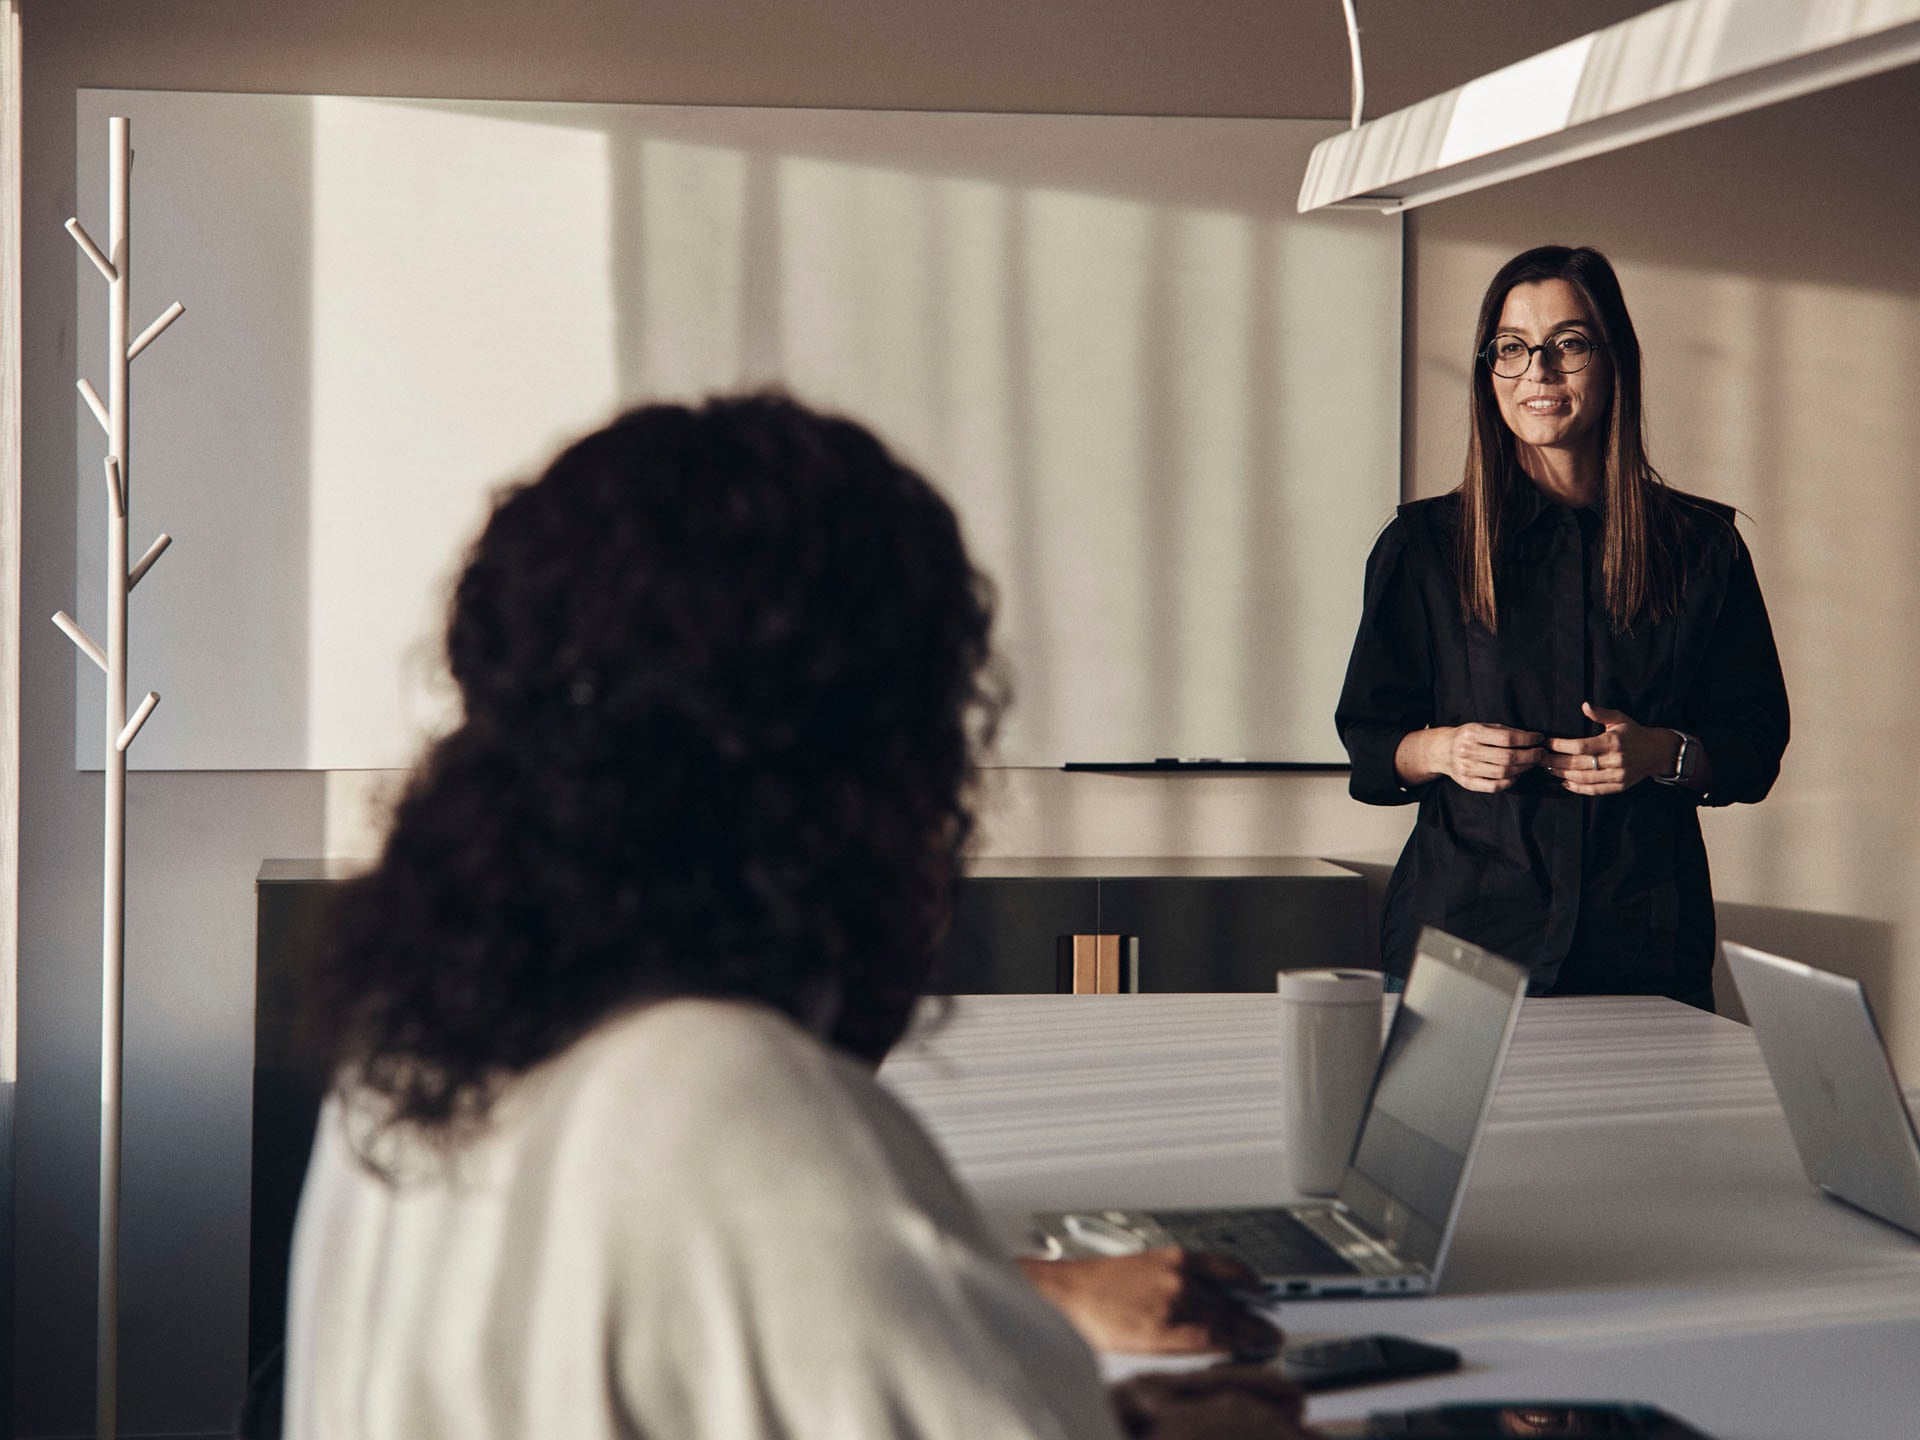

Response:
(1547, 702), (1680, 794)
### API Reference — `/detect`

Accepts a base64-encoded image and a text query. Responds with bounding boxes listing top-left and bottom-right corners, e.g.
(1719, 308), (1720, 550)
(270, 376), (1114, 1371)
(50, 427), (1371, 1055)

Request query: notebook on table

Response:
(1723, 940), (1920, 1240)
(1032, 926), (1528, 1296)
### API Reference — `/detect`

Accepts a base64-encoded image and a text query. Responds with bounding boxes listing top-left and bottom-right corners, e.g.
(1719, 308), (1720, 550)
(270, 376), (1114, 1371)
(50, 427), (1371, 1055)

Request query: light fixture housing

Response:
(1299, 0), (1920, 214)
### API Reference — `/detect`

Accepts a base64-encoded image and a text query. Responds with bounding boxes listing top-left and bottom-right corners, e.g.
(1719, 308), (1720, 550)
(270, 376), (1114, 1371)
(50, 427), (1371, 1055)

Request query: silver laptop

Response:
(1724, 941), (1920, 1240)
(1032, 927), (1527, 1296)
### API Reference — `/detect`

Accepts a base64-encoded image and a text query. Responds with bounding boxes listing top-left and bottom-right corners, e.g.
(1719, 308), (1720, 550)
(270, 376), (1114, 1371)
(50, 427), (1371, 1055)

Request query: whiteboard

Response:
(74, 90), (1400, 769)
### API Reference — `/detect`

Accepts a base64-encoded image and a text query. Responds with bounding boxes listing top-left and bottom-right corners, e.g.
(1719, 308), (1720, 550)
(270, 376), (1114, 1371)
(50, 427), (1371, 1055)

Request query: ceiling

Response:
(39, 0), (1674, 119)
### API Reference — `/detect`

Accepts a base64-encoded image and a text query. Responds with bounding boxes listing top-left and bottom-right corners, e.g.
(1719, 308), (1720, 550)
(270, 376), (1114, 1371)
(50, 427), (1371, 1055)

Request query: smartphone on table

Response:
(1323, 1401), (1718, 1438)
(1278, 1334), (1462, 1392)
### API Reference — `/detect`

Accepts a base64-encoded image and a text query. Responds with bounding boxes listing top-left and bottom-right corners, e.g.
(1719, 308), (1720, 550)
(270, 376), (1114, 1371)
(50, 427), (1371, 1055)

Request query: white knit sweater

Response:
(285, 997), (1122, 1440)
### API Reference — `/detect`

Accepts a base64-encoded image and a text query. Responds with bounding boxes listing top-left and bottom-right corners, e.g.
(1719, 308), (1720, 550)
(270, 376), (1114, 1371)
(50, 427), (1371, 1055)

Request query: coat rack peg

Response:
(128, 533), (170, 590)
(128, 533), (171, 587)
(52, 610), (109, 674)
(66, 217), (117, 282)
(77, 377), (110, 434)
(127, 301), (184, 361)
(104, 457), (125, 518)
(116, 693), (161, 753)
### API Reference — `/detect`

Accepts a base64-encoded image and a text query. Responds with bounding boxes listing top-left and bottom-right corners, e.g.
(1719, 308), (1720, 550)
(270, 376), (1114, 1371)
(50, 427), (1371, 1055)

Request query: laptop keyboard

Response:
(1147, 1207), (1357, 1277)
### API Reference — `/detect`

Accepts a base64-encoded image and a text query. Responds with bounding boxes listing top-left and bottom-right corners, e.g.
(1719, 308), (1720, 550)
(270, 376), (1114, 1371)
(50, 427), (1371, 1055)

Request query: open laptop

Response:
(1723, 941), (1920, 1240)
(1032, 927), (1528, 1296)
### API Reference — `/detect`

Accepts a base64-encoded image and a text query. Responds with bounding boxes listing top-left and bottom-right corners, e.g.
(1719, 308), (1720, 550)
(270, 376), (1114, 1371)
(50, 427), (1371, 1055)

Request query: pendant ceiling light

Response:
(1299, 0), (1920, 214)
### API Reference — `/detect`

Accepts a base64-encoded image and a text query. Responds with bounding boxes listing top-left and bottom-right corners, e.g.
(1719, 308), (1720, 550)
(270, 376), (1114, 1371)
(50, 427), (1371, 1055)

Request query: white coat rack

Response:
(54, 115), (184, 1440)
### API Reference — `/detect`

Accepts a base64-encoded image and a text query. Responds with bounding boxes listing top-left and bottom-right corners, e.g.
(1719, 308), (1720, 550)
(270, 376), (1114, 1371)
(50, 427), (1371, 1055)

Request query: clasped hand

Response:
(1412, 702), (1677, 795)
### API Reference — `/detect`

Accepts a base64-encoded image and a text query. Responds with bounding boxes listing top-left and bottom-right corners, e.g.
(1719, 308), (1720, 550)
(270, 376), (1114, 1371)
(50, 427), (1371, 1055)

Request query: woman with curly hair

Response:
(283, 394), (1306, 1440)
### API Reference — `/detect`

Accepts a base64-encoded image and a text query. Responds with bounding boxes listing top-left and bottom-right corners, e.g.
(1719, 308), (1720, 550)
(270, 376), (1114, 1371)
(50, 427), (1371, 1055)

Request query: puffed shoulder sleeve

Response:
(1687, 525), (1790, 806)
(1335, 516), (1435, 805)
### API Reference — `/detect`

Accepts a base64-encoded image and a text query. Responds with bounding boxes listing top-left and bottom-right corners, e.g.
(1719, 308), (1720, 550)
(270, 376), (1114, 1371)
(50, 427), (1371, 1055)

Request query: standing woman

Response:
(1336, 246), (1789, 1008)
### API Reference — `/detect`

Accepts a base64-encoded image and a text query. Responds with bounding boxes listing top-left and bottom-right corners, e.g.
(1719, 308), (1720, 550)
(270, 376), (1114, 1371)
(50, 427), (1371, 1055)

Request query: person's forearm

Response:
(1395, 728), (1444, 786)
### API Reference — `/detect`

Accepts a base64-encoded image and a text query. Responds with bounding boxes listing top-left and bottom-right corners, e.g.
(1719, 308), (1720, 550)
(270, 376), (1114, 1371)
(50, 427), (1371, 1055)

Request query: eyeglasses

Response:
(1480, 330), (1606, 379)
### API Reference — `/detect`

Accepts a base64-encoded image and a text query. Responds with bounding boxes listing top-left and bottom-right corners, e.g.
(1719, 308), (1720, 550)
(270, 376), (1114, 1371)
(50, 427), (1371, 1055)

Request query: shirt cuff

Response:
(1347, 726), (1426, 805)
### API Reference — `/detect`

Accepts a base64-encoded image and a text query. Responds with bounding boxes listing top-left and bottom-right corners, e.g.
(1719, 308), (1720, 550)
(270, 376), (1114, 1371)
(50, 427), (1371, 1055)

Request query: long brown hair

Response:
(1458, 245), (1688, 632)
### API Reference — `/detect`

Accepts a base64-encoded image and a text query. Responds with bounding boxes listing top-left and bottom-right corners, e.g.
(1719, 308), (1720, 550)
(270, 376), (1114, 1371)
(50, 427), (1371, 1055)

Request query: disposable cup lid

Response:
(1277, 968), (1384, 1003)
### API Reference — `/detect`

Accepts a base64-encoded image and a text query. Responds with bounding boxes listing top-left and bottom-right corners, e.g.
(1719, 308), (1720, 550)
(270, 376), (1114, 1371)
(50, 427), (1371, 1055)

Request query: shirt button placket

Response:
(1544, 509), (1586, 972)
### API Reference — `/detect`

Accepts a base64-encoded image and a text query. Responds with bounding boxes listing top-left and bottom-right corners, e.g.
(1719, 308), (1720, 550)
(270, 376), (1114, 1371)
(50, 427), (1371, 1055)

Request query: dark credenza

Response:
(249, 859), (364, 1378)
(925, 856), (1367, 993)
(251, 854), (1365, 1369)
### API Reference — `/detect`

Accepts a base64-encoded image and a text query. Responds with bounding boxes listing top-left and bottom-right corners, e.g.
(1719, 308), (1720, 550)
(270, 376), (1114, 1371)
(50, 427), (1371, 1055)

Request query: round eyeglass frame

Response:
(1479, 331), (1607, 379)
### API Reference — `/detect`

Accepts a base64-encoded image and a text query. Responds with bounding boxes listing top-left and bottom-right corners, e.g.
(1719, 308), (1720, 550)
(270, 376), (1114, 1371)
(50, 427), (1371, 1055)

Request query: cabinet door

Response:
(925, 878), (1098, 994)
(252, 876), (339, 1375)
(1099, 874), (1366, 993)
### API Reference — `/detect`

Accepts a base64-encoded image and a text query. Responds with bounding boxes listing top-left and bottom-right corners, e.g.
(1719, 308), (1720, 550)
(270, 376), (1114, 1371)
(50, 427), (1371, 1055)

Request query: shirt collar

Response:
(1510, 475), (1602, 532)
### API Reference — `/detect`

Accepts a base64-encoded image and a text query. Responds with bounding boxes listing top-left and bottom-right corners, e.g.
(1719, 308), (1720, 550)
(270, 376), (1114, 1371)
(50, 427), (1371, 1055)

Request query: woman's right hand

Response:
(1111, 1367), (1317, 1439)
(1018, 1248), (1279, 1357)
(1396, 724), (1545, 793)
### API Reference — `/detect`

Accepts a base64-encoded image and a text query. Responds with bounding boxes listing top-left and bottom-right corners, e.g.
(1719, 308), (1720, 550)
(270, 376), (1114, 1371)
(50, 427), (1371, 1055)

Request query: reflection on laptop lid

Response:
(1032, 927), (1527, 1296)
(1336, 928), (1528, 1278)
(1724, 941), (1920, 1240)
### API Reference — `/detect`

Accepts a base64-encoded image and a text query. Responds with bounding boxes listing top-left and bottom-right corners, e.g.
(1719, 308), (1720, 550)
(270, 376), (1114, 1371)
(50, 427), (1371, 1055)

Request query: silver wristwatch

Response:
(1653, 729), (1700, 787)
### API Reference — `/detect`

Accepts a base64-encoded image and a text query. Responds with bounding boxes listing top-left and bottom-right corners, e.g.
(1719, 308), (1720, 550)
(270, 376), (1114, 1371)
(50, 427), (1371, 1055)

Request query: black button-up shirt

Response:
(1335, 488), (1790, 1004)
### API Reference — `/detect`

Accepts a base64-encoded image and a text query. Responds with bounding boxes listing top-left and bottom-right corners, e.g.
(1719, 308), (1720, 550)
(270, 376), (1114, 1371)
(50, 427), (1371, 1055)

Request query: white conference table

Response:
(878, 994), (1920, 1440)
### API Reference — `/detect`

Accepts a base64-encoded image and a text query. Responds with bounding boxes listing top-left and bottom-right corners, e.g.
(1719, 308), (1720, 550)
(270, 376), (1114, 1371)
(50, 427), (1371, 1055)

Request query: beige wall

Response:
(16, 1), (1915, 1433)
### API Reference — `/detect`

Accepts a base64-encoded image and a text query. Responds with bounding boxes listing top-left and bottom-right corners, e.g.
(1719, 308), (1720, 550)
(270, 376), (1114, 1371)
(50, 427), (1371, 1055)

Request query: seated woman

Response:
(285, 394), (1307, 1439)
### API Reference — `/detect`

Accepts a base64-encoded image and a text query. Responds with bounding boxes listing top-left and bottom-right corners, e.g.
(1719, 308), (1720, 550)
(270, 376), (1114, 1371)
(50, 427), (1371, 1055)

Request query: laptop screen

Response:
(1337, 931), (1526, 1274)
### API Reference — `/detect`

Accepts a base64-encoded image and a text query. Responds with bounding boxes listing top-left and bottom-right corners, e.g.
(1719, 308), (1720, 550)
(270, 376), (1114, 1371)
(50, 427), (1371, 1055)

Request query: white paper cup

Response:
(1277, 968), (1385, 1196)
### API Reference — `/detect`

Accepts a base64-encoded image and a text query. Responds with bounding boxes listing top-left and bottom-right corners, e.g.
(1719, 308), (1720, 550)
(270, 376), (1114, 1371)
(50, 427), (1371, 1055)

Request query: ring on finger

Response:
(1590, 754), (1599, 771)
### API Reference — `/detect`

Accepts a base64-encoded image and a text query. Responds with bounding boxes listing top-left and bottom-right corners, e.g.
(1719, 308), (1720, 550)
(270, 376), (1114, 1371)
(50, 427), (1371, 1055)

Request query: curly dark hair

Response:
(308, 392), (1003, 1136)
